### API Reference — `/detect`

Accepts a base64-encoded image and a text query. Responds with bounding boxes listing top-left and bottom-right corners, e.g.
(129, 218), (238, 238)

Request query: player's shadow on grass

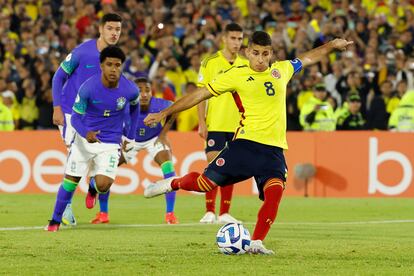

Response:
(315, 166), (347, 195)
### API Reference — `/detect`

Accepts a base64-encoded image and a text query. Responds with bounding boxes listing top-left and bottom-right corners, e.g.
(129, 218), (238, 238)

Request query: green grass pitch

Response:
(0, 194), (413, 275)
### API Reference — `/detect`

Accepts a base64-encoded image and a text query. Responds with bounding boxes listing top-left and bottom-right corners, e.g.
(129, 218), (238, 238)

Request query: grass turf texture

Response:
(0, 194), (413, 275)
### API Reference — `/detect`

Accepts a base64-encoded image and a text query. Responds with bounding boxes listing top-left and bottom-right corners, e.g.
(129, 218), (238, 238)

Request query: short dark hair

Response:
(224, 23), (243, 33)
(249, 31), (272, 46)
(100, 13), (122, 25)
(100, 46), (126, 63)
(134, 77), (150, 84)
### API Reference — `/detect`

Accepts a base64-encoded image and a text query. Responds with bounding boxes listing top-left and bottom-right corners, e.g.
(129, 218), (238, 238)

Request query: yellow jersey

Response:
(198, 50), (248, 132)
(207, 59), (302, 149)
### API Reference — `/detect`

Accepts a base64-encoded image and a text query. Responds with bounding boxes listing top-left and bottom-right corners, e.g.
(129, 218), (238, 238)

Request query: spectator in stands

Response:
(176, 82), (199, 132)
(367, 80), (394, 130)
(324, 61), (343, 106)
(151, 66), (175, 102)
(336, 93), (366, 130)
(18, 79), (38, 130)
(300, 83), (336, 131)
(0, 89), (19, 128)
(0, 91), (15, 131)
(388, 91), (414, 132)
(123, 49), (150, 80)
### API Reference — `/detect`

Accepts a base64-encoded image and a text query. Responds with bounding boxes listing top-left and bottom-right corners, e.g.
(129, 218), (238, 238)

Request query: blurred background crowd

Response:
(0, 0), (414, 132)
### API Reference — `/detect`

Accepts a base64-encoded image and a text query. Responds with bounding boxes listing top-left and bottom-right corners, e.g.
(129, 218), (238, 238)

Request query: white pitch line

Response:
(1, 219), (414, 232)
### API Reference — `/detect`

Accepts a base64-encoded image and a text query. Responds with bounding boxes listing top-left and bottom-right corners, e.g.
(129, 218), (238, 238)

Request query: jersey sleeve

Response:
(60, 49), (80, 75)
(72, 83), (89, 114)
(130, 86), (139, 106)
(206, 69), (237, 97)
(276, 59), (302, 82)
(289, 58), (303, 75)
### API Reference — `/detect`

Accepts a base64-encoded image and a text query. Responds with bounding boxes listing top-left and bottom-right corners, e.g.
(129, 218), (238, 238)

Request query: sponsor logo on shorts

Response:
(216, 158), (225, 166)
(207, 139), (215, 147)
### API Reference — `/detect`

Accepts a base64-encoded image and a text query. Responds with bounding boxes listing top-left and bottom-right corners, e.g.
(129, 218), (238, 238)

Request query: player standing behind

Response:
(197, 23), (247, 224)
(143, 31), (353, 254)
(51, 13), (122, 226)
(86, 77), (179, 224)
(45, 46), (140, 232)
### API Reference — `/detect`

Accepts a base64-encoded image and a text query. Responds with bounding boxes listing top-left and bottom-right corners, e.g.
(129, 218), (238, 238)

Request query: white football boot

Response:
(199, 211), (216, 224)
(61, 203), (77, 226)
(217, 213), (241, 224)
(247, 240), (275, 255)
(144, 177), (176, 198)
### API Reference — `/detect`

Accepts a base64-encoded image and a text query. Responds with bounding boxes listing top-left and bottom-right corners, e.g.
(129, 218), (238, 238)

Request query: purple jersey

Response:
(135, 97), (172, 142)
(72, 74), (139, 144)
(60, 39), (101, 114)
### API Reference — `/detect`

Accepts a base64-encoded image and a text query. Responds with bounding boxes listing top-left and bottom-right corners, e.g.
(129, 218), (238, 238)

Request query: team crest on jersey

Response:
(207, 139), (215, 147)
(271, 69), (281, 79)
(116, 97), (126, 110)
(216, 158), (225, 167)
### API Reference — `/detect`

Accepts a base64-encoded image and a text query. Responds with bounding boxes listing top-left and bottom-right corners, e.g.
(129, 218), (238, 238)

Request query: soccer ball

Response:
(216, 223), (251, 255)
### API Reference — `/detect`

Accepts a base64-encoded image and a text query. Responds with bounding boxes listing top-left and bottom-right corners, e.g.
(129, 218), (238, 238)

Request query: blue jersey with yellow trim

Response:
(72, 74), (139, 144)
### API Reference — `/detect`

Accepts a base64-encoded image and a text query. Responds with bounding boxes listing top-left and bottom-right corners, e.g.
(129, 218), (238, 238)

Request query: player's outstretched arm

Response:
(156, 113), (177, 147)
(298, 39), (353, 68)
(144, 87), (213, 126)
(197, 100), (208, 139)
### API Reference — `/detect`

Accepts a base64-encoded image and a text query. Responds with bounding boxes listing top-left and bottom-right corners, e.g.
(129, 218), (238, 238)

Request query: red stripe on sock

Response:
(252, 180), (284, 241)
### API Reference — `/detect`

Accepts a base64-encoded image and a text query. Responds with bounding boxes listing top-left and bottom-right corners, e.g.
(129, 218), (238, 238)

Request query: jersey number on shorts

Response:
(109, 156), (117, 168)
(264, 82), (275, 96)
(104, 110), (111, 117)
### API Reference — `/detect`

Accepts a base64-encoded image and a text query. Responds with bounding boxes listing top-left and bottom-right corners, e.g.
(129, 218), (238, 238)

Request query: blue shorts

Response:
(204, 139), (287, 201)
(205, 131), (235, 153)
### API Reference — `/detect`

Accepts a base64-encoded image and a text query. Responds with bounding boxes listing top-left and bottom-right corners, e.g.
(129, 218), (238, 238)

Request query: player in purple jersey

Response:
(86, 77), (179, 224)
(45, 46), (139, 232)
(52, 13), (122, 226)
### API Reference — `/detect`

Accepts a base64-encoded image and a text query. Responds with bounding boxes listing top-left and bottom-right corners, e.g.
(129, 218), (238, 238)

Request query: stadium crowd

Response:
(0, 0), (414, 131)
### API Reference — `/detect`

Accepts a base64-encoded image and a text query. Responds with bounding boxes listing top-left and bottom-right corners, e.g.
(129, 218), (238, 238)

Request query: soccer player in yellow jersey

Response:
(143, 31), (353, 254)
(197, 23), (248, 224)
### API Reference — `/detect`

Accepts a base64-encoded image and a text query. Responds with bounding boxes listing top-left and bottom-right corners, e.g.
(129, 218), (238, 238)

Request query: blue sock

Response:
(90, 177), (110, 213)
(99, 191), (110, 213)
(89, 177), (97, 193)
(52, 178), (78, 223)
(161, 161), (176, 213)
